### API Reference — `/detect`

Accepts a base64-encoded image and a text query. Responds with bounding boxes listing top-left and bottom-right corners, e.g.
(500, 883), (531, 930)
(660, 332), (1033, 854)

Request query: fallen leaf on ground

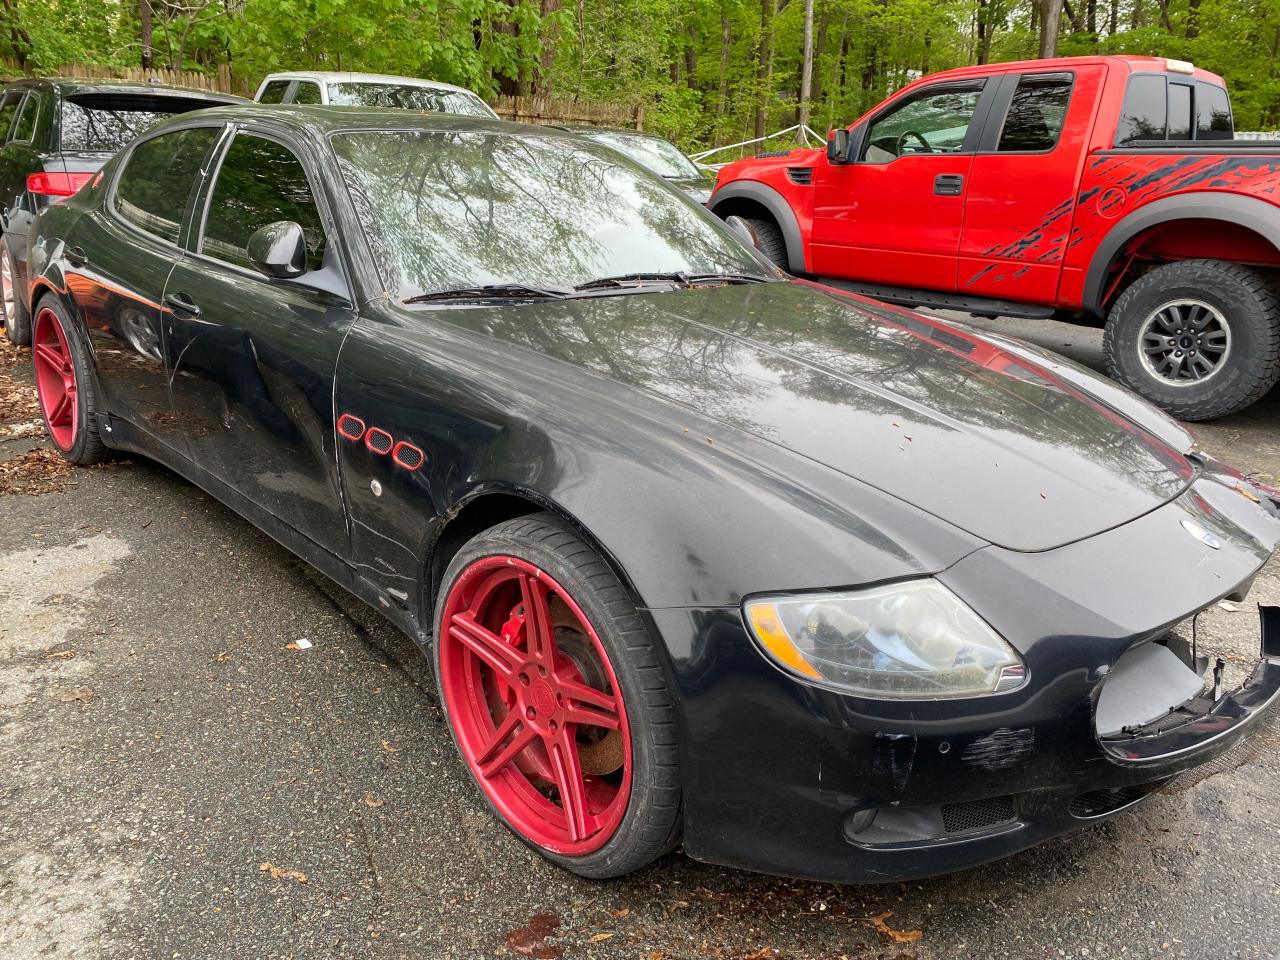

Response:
(363, 793), (384, 808)
(868, 911), (923, 944)
(589, 932), (614, 942)
(742, 950), (778, 959)
(43, 649), (75, 660)
(57, 686), (93, 703)
(609, 907), (630, 919)
(258, 861), (307, 883)
(0, 447), (75, 496)
(380, 740), (399, 753)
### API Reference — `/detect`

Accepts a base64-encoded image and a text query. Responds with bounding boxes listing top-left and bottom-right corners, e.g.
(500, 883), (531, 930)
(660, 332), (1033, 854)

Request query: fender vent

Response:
(337, 414), (366, 441)
(365, 428), (393, 455)
(392, 441), (424, 471)
(755, 148), (792, 158)
(786, 166), (814, 185)
(1069, 783), (1160, 819)
(940, 795), (1017, 834)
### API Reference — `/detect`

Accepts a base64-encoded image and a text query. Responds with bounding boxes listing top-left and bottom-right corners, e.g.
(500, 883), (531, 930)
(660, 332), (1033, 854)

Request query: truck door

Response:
(811, 79), (991, 291)
(958, 69), (1097, 304)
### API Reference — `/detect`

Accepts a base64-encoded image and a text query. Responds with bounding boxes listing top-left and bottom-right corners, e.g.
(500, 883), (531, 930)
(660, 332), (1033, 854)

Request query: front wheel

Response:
(1104, 259), (1280, 421)
(434, 513), (681, 878)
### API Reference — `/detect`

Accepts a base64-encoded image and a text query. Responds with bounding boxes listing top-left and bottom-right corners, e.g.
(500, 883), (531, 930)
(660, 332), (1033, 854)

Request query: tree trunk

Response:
(684, 24), (697, 89)
(1039, 0), (1064, 56)
(535, 0), (561, 95)
(140, 0), (153, 70)
(1153, 0), (1173, 32)
(754, 0), (776, 140)
(1062, 0), (1085, 33)
(1109, 0), (1118, 34)
(1087, 0), (1097, 34)
(797, 0), (815, 135)
(811, 5), (830, 106)
(976, 0), (991, 64)
(1, 0), (29, 68)
(716, 10), (731, 140)
(1186, 0), (1201, 37)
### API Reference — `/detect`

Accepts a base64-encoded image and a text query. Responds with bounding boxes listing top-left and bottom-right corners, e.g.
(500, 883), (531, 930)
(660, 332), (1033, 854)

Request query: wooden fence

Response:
(0, 61), (642, 128)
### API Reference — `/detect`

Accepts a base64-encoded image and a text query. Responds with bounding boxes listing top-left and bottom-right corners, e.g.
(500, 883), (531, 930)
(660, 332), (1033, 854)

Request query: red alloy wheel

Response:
(32, 307), (78, 451)
(439, 556), (632, 855)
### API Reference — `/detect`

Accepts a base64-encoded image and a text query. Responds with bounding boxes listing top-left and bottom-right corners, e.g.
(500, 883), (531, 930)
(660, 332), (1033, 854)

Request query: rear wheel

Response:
(434, 513), (681, 877)
(32, 297), (107, 464)
(1, 238), (29, 346)
(1104, 259), (1280, 421)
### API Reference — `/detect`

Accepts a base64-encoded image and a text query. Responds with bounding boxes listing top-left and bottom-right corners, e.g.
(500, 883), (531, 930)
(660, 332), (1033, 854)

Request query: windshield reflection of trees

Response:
(333, 130), (759, 297)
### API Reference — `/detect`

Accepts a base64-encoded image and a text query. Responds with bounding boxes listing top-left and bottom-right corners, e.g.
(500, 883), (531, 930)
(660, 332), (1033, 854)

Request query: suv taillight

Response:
(27, 172), (93, 198)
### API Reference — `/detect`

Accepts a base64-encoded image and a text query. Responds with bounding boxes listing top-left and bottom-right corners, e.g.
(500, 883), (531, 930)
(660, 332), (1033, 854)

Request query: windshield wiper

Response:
(574, 272), (767, 291)
(403, 283), (574, 304)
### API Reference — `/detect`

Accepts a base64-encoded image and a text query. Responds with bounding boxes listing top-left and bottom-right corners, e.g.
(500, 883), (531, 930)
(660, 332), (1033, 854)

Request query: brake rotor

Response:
(548, 597), (625, 777)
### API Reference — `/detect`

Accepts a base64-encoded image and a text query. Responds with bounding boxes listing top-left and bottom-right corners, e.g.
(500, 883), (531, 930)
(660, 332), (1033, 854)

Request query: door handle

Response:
(65, 244), (87, 267)
(934, 174), (965, 196)
(163, 292), (201, 318)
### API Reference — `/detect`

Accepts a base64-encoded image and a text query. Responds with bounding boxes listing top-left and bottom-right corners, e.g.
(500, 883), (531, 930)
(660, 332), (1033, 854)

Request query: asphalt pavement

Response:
(2, 316), (1279, 960)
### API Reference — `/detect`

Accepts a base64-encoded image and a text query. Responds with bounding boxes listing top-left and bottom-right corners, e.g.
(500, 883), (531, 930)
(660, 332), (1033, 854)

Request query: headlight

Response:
(744, 580), (1026, 699)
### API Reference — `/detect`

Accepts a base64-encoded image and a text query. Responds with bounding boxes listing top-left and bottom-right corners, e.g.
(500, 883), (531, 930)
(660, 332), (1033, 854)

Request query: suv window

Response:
(114, 127), (220, 243)
(11, 92), (40, 143)
(0, 92), (21, 140)
(201, 134), (325, 272)
(61, 94), (215, 152)
(1196, 82), (1233, 139)
(258, 80), (290, 104)
(293, 82), (322, 105)
(863, 82), (983, 162)
(998, 73), (1073, 151)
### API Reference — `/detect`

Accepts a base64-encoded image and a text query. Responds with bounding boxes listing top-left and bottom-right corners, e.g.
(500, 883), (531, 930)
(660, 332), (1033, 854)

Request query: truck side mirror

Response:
(827, 128), (851, 164)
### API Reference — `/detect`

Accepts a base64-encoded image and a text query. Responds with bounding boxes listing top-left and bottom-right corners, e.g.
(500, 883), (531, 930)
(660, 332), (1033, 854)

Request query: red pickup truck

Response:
(710, 55), (1280, 420)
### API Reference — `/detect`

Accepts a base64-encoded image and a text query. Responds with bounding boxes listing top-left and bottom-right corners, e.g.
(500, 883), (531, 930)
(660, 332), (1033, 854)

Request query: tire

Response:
(1, 237), (30, 346)
(743, 216), (789, 271)
(31, 295), (108, 464)
(433, 512), (681, 878)
(1103, 259), (1280, 421)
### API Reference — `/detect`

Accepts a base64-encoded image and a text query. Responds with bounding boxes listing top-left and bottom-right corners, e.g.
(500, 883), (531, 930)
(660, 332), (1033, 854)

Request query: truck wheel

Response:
(1104, 259), (1280, 421)
(742, 217), (789, 271)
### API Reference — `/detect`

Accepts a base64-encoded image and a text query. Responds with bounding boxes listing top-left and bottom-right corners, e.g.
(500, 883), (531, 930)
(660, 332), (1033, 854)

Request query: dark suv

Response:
(0, 78), (244, 345)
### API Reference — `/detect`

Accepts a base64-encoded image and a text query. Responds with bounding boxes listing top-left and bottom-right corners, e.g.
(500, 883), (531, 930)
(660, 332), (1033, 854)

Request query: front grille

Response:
(786, 166), (814, 185)
(1069, 784), (1159, 818)
(940, 795), (1017, 834)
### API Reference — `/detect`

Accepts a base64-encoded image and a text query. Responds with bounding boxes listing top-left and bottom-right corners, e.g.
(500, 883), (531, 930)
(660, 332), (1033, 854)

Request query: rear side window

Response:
(1115, 74), (1167, 144)
(201, 134), (325, 271)
(11, 93), (40, 143)
(60, 94), (219, 152)
(114, 127), (220, 243)
(0, 92), (21, 140)
(997, 73), (1073, 152)
(293, 82), (322, 105)
(258, 80), (290, 104)
(1196, 82), (1233, 139)
(1168, 83), (1193, 139)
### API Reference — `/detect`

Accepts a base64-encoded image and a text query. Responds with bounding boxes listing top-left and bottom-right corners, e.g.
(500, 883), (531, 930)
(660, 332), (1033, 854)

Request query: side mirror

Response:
(247, 220), (307, 279)
(724, 215), (758, 248)
(827, 128), (851, 164)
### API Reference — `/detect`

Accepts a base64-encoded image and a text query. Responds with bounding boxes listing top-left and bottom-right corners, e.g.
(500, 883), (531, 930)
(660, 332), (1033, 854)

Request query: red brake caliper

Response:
(497, 604), (555, 781)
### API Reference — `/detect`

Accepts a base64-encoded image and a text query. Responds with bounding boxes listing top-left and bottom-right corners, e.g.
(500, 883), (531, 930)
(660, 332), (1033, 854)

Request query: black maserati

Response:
(25, 105), (1280, 883)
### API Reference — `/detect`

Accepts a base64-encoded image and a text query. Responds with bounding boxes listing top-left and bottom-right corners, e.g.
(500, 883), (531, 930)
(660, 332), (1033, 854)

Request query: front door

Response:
(165, 128), (355, 555)
(811, 80), (989, 291)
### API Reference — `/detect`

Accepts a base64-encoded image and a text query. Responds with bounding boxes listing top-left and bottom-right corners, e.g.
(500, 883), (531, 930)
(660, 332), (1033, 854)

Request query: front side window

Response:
(863, 83), (984, 162)
(293, 82), (323, 105)
(331, 129), (766, 299)
(258, 80), (290, 104)
(997, 73), (1073, 152)
(114, 126), (220, 243)
(11, 92), (40, 143)
(201, 134), (326, 272)
(1115, 74), (1167, 144)
(328, 82), (496, 118)
(0, 92), (21, 140)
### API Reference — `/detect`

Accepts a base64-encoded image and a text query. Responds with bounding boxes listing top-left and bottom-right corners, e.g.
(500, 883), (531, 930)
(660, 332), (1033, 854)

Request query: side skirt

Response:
(814, 277), (1060, 320)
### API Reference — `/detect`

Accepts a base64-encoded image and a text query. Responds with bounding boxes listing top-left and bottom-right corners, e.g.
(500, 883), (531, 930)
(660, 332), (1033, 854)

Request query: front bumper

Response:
(652, 474), (1280, 883)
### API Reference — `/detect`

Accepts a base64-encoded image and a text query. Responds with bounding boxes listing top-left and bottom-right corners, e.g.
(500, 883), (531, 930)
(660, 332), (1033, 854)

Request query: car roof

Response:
(159, 103), (558, 134)
(909, 54), (1225, 87)
(2, 76), (246, 102)
(258, 71), (482, 98)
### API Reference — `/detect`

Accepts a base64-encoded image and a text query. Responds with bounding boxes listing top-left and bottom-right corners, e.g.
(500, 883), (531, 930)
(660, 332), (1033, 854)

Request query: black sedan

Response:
(26, 105), (1280, 883)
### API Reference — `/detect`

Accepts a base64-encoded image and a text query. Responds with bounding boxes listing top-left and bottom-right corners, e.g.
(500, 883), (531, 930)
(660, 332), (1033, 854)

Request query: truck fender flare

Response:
(1084, 192), (1280, 316)
(709, 181), (808, 275)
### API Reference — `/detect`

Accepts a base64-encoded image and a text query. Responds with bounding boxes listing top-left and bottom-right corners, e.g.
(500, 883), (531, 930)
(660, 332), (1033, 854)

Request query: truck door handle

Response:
(65, 245), (87, 266)
(163, 292), (201, 319)
(934, 174), (965, 196)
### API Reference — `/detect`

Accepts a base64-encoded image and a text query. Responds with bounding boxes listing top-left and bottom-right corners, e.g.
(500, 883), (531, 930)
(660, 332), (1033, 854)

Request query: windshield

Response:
(331, 129), (765, 300)
(588, 131), (704, 180)
(328, 83), (496, 118)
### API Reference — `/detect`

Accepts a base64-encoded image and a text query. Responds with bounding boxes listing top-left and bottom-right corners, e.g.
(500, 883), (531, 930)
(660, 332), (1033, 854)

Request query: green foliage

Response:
(0, 0), (1277, 143)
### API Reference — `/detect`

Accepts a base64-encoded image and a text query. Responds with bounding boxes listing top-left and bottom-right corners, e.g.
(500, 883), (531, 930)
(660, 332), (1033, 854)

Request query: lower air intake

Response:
(1069, 784), (1157, 819)
(940, 795), (1017, 834)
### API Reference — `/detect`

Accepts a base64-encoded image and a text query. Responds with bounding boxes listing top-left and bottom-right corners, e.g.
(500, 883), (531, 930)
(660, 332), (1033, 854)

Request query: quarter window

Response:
(863, 83), (984, 162)
(11, 92), (40, 143)
(258, 80), (290, 104)
(114, 127), (220, 244)
(201, 134), (325, 272)
(292, 82), (322, 105)
(997, 74), (1073, 152)
(1196, 82), (1233, 139)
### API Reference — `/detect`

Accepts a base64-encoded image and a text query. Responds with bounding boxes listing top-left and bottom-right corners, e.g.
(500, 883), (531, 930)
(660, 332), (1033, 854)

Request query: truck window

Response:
(258, 80), (290, 104)
(293, 82), (322, 105)
(1168, 83), (1192, 139)
(997, 73), (1073, 152)
(1195, 82), (1233, 139)
(862, 82), (984, 162)
(1115, 74), (1166, 144)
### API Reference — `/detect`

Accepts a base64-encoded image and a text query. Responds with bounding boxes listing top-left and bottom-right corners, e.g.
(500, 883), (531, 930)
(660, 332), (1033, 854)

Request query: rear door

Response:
(164, 126), (355, 555)
(810, 79), (992, 290)
(958, 68), (1099, 304)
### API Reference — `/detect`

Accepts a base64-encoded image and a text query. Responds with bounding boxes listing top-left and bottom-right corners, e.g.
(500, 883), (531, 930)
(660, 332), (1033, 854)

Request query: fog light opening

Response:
(845, 807), (879, 836)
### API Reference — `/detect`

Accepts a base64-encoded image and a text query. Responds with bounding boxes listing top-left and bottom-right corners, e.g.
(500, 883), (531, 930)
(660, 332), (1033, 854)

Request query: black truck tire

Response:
(1103, 259), (1280, 421)
(743, 216), (789, 271)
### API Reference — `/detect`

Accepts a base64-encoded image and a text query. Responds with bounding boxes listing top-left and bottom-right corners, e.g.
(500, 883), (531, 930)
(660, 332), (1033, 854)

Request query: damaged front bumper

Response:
(653, 472), (1280, 883)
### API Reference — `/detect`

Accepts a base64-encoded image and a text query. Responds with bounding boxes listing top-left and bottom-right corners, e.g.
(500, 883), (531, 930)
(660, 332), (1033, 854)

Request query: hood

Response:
(443, 281), (1195, 552)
